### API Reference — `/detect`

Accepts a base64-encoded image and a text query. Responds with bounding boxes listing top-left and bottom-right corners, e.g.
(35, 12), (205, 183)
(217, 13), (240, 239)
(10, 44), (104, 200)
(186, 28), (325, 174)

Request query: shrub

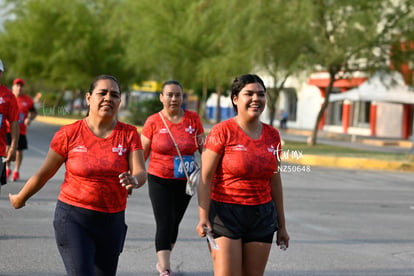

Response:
(127, 97), (163, 125)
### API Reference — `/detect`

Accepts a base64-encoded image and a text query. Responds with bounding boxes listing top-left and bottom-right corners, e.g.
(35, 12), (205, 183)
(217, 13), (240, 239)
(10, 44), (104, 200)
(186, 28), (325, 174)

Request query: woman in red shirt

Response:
(9, 75), (147, 276)
(141, 80), (204, 276)
(197, 74), (290, 275)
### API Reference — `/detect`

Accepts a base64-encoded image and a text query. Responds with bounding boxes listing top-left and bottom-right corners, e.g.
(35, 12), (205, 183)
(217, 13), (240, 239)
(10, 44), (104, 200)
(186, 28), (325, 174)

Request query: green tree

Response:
(306, 0), (414, 145)
(0, 0), (131, 113)
(123, 0), (264, 122)
(2, 0), (413, 127)
(245, 1), (315, 127)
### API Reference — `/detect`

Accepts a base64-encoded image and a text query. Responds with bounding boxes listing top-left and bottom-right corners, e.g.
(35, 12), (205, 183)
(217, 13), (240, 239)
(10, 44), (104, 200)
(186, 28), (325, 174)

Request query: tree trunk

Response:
(269, 107), (275, 127)
(53, 90), (65, 115)
(199, 78), (207, 119)
(267, 75), (287, 128)
(267, 88), (277, 127)
(308, 97), (329, 145)
(308, 68), (338, 145)
(215, 85), (222, 123)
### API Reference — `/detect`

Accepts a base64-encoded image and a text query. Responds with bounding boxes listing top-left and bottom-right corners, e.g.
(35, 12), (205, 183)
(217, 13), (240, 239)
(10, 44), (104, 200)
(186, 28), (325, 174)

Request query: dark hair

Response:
(231, 74), (266, 113)
(86, 74), (121, 116)
(88, 74), (121, 94)
(161, 80), (183, 94)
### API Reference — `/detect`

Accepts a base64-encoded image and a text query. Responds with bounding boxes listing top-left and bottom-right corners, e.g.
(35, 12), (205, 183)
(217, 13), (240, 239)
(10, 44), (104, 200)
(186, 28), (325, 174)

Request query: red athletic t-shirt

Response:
(141, 110), (204, 179)
(205, 118), (282, 205)
(51, 119), (142, 213)
(0, 84), (19, 156)
(6, 94), (35, 135)
(15, 94), (35, 135)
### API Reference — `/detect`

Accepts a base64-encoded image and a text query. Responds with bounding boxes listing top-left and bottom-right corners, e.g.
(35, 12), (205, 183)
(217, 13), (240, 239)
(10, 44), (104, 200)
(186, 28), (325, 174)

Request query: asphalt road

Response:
(1, 121), (414, 276)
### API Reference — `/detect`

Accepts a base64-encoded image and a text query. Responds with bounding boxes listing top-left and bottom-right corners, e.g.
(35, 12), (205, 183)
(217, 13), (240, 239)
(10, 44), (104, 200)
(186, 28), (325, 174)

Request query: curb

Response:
(285, 154), (414, 172)
(281, 128), (413, 149)
(36, 116), (143, 132)
(36, 116), (78, 126)
(36, 116), (414, 172)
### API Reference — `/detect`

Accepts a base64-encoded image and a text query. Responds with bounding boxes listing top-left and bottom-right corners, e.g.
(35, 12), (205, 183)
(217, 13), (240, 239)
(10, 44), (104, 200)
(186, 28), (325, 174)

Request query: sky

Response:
(0, 0), (12, 31)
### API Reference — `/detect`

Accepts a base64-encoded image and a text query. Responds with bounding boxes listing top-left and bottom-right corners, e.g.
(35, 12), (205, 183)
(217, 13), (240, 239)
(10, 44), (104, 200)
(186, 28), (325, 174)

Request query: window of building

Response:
(326, 101), (343, 125)
(287, 91), (297, 121)
(351, 101), (371, 127)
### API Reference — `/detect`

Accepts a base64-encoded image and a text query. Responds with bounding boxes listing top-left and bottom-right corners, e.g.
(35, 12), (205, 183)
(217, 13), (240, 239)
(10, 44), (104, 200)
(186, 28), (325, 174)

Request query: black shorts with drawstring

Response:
(209, 199), (278, 243)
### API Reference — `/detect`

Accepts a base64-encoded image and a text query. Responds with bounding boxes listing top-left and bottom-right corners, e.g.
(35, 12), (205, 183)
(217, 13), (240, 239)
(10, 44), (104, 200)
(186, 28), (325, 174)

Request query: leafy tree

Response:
(122, 0), (252, 121)
(246, 1), (315, 127)
(2, 0), (413, 128)
(0, 0), (131, 113)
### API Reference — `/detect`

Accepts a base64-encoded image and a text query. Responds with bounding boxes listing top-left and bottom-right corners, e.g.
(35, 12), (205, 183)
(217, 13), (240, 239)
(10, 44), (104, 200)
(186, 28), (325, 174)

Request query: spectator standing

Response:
(6, 78), (37, 181)
(9, 74), (147, 275)
(196, 74), (290, 275)
(280, 109), (288, 130)
(0, 59), (20, 191)
(141, 80), (204, 276)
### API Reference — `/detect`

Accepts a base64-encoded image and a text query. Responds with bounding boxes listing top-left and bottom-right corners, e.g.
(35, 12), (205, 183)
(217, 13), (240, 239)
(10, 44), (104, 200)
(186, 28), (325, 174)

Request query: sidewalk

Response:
(279, 128), (414, 172)
(36, 116), (414, 172)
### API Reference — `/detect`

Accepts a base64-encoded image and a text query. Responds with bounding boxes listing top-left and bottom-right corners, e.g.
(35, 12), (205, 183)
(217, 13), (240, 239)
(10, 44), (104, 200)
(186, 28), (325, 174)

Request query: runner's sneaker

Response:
(156, 263), (174, 276)
(12, 171), (19, 181)
(160, 269), (174, 276)
(6, 168), (11, 179)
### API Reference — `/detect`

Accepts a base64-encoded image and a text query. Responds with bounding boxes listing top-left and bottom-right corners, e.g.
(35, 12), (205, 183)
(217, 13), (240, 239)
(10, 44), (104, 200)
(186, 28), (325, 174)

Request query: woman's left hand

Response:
(119, 172), (140, 192)
(276, 227), (290, 249)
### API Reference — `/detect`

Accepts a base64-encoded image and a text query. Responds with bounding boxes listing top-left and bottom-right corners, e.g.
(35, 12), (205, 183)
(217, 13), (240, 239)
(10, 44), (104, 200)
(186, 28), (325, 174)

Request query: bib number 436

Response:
(174, 155), (195, 178)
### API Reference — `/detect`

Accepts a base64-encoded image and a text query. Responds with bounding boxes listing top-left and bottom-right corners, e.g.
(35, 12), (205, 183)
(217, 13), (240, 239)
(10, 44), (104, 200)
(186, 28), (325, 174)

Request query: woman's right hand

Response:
(119, 171), (141, 191)
(196, 219), (210, 238)
(9, 193), (25, 209)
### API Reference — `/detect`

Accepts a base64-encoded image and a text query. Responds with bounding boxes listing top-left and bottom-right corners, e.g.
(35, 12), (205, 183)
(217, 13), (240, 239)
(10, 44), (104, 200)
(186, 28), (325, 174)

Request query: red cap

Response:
(13, 78), (25, 86)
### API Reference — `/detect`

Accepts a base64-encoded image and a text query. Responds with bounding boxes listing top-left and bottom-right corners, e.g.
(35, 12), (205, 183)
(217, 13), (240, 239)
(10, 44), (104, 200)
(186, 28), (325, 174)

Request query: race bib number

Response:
(18, 112), (24, 124)
(174, 155), (196, 178)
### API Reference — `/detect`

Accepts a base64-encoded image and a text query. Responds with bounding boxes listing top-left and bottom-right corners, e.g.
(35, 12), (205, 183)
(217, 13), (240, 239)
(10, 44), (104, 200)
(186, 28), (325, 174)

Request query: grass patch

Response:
(283, 140), (414, 162)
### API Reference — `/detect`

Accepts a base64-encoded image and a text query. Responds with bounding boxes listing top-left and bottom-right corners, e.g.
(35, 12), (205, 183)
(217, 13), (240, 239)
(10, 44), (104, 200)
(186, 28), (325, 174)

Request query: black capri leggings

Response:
(148, 173), (192, 252)
(53, 200), (127, 276)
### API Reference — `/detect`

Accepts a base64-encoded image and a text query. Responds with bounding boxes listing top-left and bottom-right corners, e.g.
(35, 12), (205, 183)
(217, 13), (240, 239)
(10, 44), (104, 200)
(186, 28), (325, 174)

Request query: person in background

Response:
(141, 80), (204, 276)
(9, 74), (147, 276)
(6, 78), (37, 181)
(280, 109), (288, 130)
(196, 74), (290, 275)
(0, 59), (20, 192)
(34, 92), (42, 110)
